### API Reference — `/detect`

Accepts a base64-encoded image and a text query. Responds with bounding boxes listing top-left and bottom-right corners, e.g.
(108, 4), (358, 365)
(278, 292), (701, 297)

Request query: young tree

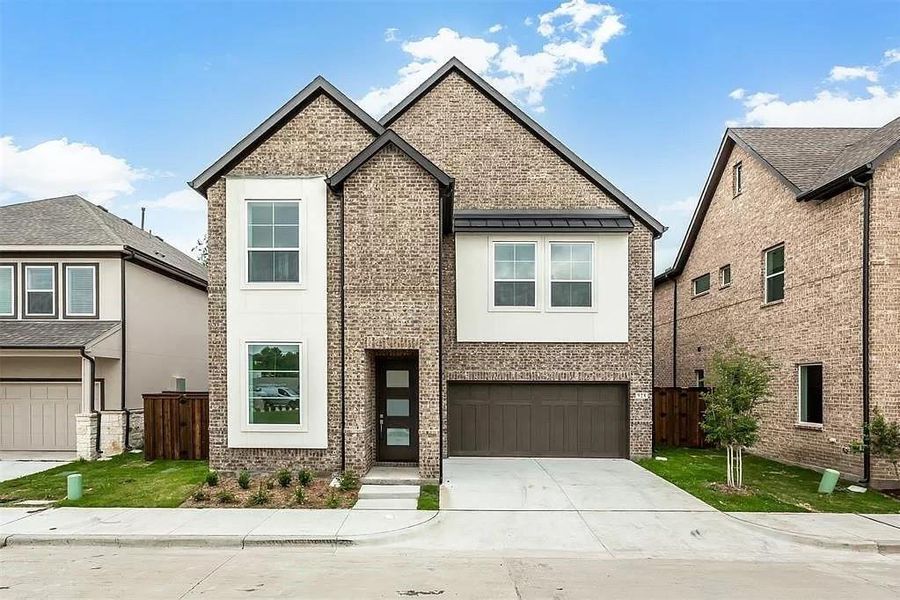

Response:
(192, 234), (208, 266)
(851, 406), (900, 482)
(701, 343), (774, 489)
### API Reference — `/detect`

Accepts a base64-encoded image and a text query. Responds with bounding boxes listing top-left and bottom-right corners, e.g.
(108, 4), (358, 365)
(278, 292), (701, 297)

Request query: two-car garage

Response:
(447, 382), (629, 458)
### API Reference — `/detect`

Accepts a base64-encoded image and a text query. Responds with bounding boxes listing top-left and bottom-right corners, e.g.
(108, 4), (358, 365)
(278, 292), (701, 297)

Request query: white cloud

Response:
(0, 136), (146, 205)
(142, 188), (206, 212)
(728, 88), (745, 100)
(358, 1), (626, 116)
(384, 28), (399, 42)
(828, 65), (878, 82)
(883, 48), (900, 66)
(488, 24), (503, 34)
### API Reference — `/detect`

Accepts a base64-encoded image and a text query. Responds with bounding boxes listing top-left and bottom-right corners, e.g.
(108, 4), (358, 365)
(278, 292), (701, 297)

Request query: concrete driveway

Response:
(442, 457), (712, 511)
(0, 452), (73, 483)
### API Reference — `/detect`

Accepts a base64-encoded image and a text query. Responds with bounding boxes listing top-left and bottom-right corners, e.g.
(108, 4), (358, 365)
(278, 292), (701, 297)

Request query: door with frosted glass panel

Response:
(376, 359), (418, 462)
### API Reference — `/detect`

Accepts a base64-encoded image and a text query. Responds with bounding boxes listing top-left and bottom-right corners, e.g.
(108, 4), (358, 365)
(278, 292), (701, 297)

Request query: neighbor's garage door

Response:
(448, 383), (628, 458)
(0, 382), (80, 451)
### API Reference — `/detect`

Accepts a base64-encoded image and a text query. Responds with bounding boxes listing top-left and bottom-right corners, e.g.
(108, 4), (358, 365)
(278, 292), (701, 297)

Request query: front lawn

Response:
(0, 452), (208, 508)
(417, 484), (439, 510)
(639, 447), (900, 513)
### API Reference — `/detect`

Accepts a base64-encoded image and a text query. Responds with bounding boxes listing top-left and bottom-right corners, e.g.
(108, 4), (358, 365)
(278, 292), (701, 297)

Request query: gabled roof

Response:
(190, 76), (384, 194)
(454, 209), (633, 233)
(0, 321), (120, 349)
(327, 130), (453, 188)
(380, 57), (665, 237)
(0, 195), (207, 282)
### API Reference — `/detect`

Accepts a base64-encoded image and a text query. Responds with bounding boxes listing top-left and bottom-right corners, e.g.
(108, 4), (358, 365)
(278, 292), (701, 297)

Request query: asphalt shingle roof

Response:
(0, 196), (207, 281)
(0, 321), (121, 348)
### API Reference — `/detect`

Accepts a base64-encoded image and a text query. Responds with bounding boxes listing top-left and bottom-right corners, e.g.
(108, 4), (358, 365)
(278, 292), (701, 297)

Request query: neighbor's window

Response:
(798, 364), (823, 425)
(24, 265), (56, 317)
(765, 244), (785, 303)
(493, 242), (536, 307)
(733, 162), (743, 195)
(549, 242), (593, 308)
(695, 369), (705, 388)
(692, 273), (711, 296)
(0, 264), (14, 317)
(247, 201), (300, 283)
(64, 264), (97, 318)
(719, 264), (732, 288)
(248, 343), (301, 426)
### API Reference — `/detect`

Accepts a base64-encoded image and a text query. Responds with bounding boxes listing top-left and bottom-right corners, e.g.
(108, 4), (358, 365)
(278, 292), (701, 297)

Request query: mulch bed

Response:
(181, 475), (358, 509)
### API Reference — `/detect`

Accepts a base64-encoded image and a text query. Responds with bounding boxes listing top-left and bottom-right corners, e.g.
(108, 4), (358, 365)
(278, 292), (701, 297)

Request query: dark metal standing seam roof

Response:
(0, 321), (121, 348)
(454, 210), (633, 233)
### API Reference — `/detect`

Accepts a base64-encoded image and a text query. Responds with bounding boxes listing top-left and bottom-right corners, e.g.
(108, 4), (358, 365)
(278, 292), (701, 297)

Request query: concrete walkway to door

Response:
(441, 457), (713, 511)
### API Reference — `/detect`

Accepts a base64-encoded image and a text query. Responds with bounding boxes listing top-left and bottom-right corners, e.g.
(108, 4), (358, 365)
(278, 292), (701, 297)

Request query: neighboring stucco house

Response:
(655, 117), (900, 487)
(190, 58), (664, 481)
(0, 196), (208, 459)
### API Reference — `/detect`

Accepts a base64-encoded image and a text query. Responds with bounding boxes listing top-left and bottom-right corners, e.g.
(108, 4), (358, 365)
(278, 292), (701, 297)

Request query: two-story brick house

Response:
(655, 118), (900, 486)
(190, 58), (664, 480)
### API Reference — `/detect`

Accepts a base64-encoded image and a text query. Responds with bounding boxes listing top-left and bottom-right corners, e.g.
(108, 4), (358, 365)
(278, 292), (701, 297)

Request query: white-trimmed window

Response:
(549, 242), (593, 308)
(24, 264), (56, 317)
(695, 369), (705, 388)
(64, 264), (97, 318)
(0, 264), (14, 317)
(733, 162), (743, 196)
(798, 364), (823, 425)
(719, 264), (732, 288)
(764, 244), (785, 303)
(692, 273), (710, 297)
(247, 343), (301, 426)
(247, 200), (300, 283)
(492, 242), (536, 308)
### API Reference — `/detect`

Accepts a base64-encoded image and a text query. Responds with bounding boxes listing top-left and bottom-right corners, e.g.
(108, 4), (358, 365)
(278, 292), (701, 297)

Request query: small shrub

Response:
(192, 488), (209, 502)
(298, 468), (314, 487)
(237, 470), (251, 490)
(326, 490), (340, 508)
(294, 486), (306, 505)
(216, 489), (236, 504)
(276, 468), (292, 488)
(339, 469), (359, 492)
(247, 483), (270, 506)
(265, 479), (275, 490)
(205, 470), (219, 487)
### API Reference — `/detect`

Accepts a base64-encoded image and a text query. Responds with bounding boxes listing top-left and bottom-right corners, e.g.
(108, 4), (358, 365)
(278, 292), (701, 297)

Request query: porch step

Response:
(361, 466), (422, 486)
(357, 484), (420, 500)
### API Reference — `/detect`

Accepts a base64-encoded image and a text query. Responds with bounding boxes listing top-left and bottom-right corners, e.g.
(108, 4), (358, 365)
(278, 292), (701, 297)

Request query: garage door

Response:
(448, 383), (628, 458)
(0, 382), (80, 451)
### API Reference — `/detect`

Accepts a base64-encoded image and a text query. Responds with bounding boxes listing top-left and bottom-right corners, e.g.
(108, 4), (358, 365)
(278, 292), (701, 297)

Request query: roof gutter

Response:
(123, 246), (207, 291)
(797, 164), (873, 202)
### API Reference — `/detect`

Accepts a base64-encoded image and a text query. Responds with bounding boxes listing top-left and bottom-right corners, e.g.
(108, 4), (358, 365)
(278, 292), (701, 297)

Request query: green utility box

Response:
(818, 468), (840, 494)
(67, 473), (83, 501)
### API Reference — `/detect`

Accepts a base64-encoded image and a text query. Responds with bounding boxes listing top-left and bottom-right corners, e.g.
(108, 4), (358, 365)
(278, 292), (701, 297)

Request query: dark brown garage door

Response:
(448, 383), (628, 458)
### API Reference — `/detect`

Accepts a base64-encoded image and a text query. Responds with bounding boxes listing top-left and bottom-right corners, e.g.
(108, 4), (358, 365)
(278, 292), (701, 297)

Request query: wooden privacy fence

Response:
(653, 387), (708, 448)
(143, 392), (209, 460)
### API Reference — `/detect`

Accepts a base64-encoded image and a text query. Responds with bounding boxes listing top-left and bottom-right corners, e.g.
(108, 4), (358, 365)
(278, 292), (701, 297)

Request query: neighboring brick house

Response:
(190, 58), (664, 480)
(655, 117), (900, 487)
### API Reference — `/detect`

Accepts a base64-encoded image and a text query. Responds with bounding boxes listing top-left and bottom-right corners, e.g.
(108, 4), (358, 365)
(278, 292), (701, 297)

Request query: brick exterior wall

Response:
(653, 279), (675, 387)
(391, 71), (654, 459)
(653, 142), (883, 479)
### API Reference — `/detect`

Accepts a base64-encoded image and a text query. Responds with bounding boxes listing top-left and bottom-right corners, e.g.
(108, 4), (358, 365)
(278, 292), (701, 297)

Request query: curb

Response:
(0, 534), (355, 549)
(725, 514), (900, 554)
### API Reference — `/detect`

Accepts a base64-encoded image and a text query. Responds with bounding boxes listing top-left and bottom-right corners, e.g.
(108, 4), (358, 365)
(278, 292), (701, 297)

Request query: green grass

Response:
(0, 452), (208, 508)
(417, 484), (439, 510)
(639, 447), (900, 513)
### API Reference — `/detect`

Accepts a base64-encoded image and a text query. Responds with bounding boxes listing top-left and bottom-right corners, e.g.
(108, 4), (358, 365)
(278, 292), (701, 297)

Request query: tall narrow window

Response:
(719, 264), (732, 288)
(765, 244), (785, 303)
(695, 369), (705, 388)
(64, 264), (97, 318)
(0, 264), (14, 317)
(247, 201), (300, 283)
(248, 343), (301, 426)
(692, 273), (710, 296)
(493, 242), (536, 307)
(798, 364), (823, 425)
(733, 162), (743, 195)
(549, 242), (593, 308)
(24, 264), (56, 318)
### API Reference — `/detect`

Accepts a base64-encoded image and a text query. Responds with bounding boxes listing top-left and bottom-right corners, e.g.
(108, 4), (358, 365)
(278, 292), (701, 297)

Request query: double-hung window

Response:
(64, 264), (97, 318)
(0, 264), (15, 317)
(493, 242), (536, 308)
(549, 242), (593, 308)
(248, 343), (301, 426)
(764, 244), (785, 303)
(247, 200), (300, 283)
(798, 364), (823, 425)
(24, 264), (56, 318)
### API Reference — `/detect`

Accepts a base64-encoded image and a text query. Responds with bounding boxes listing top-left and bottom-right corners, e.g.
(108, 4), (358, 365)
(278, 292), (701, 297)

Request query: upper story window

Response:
(549, 242), (593, 308)
(0, 264), (15, 318)
(247, 200), (300, 283)
(733, 162), (743, 196)
(248, 343), (301, 427)
(695, 369), (705, 388)
(798, 364), (823, 425)
(64, 264), (98, 318)
(24, 264), (57, 318)
(492, 242), (536, 308)
(764, 244), (785, 303)
(719, 264), (732, 288)
(692, 273), (710, 297)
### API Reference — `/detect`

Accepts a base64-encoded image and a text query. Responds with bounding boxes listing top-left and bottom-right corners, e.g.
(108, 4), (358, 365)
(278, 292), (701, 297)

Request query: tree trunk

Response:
(736, 446), (743, 488)
(726, 444), (734, 487)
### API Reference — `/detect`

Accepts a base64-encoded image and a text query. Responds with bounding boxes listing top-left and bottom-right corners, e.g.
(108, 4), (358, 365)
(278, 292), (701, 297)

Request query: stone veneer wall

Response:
(390, 71), (655, 459)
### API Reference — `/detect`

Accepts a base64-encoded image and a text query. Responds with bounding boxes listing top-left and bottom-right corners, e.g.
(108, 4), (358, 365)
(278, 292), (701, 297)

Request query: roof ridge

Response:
(75, 197), (126, 245)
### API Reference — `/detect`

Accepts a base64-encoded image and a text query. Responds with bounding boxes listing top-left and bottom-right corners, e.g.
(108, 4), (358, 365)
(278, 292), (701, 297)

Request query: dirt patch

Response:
(181, 476), (358, 509)
(708, 482), (754, 496)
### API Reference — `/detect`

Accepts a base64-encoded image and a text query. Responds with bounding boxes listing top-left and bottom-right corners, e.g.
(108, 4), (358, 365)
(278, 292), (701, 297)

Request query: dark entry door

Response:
(376, 359), (419, 462)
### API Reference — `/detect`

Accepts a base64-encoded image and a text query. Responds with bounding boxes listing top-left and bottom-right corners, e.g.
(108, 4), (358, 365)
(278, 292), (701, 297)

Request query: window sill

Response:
(240, 282), (305, 291)
(761, 299), (784, 308)
(719, 283), (732, 290)
(691, 291), (710, 299)
(488, 306), (541, 313)
(795, 422), (823, 431)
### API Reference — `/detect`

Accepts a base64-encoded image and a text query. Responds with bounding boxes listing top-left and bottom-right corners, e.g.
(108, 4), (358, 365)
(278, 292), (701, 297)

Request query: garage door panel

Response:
(0, 382), (79, 451)
(449, 382), (628, 458)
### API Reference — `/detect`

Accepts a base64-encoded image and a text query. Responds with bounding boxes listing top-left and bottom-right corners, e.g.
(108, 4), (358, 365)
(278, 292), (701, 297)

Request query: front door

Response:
(376, 359), (419, 462)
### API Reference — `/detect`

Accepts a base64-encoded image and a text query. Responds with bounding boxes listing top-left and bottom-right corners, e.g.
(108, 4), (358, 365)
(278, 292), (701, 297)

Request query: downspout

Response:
(121, 250), (130, 448)
(849, 173), (873, 483)
(672, 278), (678, 387)
(79, 347), (101, 454)
(437, 185), (447, 484)
(339, 187), (347, 472)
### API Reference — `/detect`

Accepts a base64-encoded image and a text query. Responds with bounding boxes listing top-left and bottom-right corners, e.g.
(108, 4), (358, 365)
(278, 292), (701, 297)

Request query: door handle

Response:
(379, 413), (385, 441)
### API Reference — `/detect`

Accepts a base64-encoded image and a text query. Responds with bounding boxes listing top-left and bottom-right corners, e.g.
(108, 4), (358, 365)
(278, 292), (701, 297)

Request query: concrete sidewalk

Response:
(727, 512), (900, 553)
(0, 506), (437, 548)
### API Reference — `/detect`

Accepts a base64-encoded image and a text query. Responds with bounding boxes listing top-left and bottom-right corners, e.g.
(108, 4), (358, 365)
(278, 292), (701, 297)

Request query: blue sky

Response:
(2, 0), (899, 271)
